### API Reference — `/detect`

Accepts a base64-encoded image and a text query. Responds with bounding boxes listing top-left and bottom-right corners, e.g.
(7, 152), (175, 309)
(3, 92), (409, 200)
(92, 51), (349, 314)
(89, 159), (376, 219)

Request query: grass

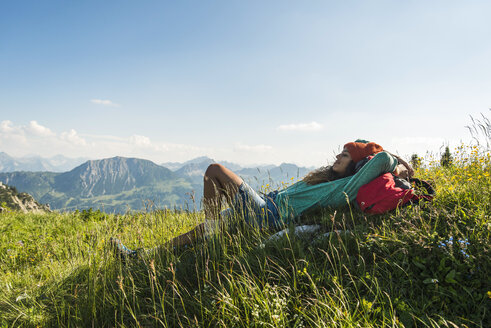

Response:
(0, 143), (489, 327)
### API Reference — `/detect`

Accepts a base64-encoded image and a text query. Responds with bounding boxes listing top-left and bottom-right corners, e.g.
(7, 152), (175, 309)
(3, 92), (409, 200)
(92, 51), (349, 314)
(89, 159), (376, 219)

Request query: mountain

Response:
(168, 157), (308, 188)
(0, 152), (87, 172)
(237, 163), (312, 190)
(160, 161), (183, 171)
(0, 171), (58, 200)
(215, 160), (243, 171)
(54, 157), (176, 197)
(162, 156), (244, 172)
(0, 157), (198, 213)
(175, 157), (215, 184)
(0, 181), (51, 213)
(162, 156), (215, 171)
(0, 152), (21, 172)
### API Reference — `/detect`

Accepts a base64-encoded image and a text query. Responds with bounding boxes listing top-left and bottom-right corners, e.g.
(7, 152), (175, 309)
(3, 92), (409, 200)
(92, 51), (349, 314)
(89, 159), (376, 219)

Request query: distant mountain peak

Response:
(0, 152), (88, 173)
(185, 156), (214, 163)
(57, 156), (176, 198)
(161, 156), (216, 171)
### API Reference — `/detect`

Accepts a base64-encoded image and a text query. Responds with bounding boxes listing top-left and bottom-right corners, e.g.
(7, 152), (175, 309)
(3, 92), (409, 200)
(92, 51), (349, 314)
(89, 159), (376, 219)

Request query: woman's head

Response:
(303, 141), (383, 186)
(303, 149), (356, 185)
(332, 149), (353, 174)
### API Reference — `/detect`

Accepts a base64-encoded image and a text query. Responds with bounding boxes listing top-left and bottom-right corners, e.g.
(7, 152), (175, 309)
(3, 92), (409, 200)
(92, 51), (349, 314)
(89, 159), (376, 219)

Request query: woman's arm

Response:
(342, 151), (399, 201)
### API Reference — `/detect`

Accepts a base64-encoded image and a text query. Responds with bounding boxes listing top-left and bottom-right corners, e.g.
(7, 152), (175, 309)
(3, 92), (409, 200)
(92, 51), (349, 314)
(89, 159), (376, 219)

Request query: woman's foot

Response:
(109, 237), (138, 260)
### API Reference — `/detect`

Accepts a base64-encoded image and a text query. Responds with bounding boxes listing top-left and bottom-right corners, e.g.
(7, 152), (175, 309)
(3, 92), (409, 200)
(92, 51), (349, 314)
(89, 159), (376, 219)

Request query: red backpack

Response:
(356, 173), (435, 214)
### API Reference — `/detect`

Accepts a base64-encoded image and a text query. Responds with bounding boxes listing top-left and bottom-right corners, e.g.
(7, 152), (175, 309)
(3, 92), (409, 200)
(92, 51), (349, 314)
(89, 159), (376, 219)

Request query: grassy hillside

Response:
(0, 144), (489, 327)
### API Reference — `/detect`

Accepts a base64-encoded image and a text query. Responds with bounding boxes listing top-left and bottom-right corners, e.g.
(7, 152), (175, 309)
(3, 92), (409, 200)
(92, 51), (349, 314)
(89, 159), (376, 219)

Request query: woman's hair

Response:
(302, 161), (357, 185)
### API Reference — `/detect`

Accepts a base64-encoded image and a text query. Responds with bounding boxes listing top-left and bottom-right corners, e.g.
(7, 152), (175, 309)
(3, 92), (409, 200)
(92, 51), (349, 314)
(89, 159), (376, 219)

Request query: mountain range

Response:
(0, 152), (88, 172)
(0, 152), (314, 213)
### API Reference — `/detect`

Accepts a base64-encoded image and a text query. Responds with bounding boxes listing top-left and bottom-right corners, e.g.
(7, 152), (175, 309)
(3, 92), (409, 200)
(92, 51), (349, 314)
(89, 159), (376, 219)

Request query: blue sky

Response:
(1, 0), (490, 167)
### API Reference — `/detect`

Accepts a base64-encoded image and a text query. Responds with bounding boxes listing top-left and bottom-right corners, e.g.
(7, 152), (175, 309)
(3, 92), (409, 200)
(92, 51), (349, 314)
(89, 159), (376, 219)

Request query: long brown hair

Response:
(302, 161), (356, 185)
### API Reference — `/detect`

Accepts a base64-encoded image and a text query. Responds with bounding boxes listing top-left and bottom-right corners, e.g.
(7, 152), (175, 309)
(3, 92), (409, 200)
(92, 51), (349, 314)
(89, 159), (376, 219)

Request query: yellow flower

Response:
(488, 291), (491, 299)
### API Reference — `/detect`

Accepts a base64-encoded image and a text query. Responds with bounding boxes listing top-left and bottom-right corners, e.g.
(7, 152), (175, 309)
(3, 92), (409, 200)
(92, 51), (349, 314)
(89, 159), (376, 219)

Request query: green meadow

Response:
(0, 143), (489, 327)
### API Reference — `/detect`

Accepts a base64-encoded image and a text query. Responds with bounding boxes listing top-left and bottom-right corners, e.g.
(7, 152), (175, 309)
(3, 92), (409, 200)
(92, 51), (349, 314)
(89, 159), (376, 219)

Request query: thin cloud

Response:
(390, 137), (447, 147)
(27, 120), (56, 137)
(234, 143), (273, 152)
(90, 99), (119, 107)
(60, 129), (87, 146)
(0, 120), (15, 133)
(276, 121), (323, 132)
(129, 134), (152, 147)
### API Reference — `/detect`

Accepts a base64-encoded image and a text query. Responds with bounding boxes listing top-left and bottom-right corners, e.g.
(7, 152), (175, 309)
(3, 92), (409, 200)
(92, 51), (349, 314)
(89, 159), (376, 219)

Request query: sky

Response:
(1, 0), (490, 167)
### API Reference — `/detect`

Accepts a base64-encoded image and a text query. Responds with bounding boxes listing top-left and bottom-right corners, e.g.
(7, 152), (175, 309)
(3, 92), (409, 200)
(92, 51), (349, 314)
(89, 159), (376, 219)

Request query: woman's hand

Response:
(388, 152), (414, 179)
(394, 163), (411, 179)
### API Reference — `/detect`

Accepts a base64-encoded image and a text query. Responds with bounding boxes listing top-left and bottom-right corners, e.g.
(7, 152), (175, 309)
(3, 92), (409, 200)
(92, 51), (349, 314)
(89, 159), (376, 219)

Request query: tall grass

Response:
(0, 142), (489, 327)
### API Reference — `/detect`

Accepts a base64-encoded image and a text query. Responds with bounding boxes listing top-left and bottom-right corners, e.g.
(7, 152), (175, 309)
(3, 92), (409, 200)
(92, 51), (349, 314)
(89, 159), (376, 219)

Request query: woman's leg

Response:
(166, 222), (206, 247)
(111, 164), (244, 257)
(111, 222), (207, 259)
(203, 163), (244, 219)
(163, 164), (243, 248)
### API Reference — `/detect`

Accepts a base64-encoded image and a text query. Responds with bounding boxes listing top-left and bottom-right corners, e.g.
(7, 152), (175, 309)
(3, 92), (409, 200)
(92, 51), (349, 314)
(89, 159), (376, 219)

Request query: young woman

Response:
(111, 140), (413, 257)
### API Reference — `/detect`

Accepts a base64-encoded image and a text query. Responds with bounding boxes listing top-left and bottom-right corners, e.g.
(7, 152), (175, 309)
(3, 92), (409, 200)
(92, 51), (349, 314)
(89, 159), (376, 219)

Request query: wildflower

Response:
(488, 291), (491, 299)
(116, 275), (124, 291)
(438, 237), (470, 258)
(149, 259), (156, 275)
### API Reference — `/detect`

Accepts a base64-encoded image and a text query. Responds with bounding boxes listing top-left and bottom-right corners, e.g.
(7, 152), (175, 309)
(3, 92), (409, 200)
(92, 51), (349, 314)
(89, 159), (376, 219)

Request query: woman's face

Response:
(332, 149), (352, 174)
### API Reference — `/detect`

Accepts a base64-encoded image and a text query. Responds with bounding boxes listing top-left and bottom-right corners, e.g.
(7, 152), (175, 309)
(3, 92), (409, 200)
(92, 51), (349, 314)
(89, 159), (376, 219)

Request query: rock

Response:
(0, 182), (51, 213)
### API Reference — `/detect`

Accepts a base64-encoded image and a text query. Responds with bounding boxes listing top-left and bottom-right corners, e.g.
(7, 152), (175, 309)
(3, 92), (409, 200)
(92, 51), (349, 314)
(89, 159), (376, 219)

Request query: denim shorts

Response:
(220, 182), (282, 229)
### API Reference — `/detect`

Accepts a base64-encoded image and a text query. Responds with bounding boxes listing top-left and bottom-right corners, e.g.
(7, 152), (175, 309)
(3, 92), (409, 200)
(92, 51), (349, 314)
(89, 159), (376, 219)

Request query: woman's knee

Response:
(204, 163), (225, 180)
(204, 163), (243, 187)
(205, 163), (225, 177)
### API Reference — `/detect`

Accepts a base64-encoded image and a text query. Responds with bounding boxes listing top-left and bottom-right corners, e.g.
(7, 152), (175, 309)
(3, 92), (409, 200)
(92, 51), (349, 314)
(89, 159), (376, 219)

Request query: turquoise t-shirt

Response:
(274, 151), (398, 221)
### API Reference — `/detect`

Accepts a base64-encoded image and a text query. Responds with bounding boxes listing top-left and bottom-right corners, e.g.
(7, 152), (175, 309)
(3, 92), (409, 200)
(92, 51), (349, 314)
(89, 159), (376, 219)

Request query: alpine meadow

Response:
(0, 115), (489, 327)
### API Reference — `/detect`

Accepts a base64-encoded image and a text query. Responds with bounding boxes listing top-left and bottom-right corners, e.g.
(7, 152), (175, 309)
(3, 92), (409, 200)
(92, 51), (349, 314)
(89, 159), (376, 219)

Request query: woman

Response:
(111, 140), (412, 257)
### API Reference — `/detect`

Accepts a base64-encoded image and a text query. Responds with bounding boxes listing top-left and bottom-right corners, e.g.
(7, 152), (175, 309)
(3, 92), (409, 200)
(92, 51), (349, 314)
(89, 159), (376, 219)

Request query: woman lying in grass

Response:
(111, 140), (413, 258)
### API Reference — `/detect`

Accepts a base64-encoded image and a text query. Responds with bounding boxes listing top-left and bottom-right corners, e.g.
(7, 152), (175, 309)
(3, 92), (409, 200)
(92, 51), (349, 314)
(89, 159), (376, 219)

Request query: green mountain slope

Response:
(0, 157), (198, 213)
(0, 171), (57, 199)
(54, 157), (176, 197)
